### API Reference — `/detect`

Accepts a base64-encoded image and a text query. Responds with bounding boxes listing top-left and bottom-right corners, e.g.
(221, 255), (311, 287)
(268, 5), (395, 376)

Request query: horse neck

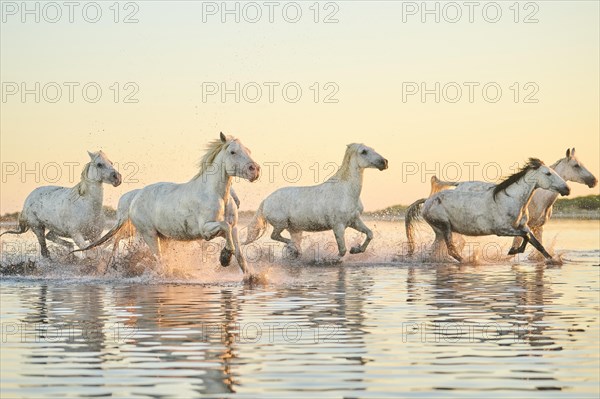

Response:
(76, 169), (104, 206)
(502, 171), (538, 209)
(333, 156), (364, 197)
(532, 159), (565, 206)
(190, 157), (231, 200)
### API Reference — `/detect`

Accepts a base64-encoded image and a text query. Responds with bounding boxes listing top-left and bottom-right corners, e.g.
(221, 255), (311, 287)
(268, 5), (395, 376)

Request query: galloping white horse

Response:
(407, 148), (597, 256)
(510, 148), (596, 252)
(0, 151), (122, 257)
(74, 133), (259, 273)
(405, 159), (570, 261)
(74, 187), (242, 267)
(244, 143), (388, 258)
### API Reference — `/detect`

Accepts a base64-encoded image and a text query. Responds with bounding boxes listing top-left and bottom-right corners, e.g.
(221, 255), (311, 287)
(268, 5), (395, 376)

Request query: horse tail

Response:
(70, 216), (128, 254)
(0, 214), (29, 237)
(430, 175), (459, 196)
(405, 198), (427, 256)
(243, 201), (267, 245)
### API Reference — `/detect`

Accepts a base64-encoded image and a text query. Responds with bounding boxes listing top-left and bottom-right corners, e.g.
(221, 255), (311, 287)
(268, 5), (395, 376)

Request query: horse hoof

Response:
(507, 248), (518, 256)
(283, 246), (299, 259)
(350, 246), (362, 254)
(219, 248), (233, 267)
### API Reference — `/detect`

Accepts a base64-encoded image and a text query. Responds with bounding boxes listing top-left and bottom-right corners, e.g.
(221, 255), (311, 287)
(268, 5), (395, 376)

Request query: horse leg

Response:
(527, 226), (547, 260)
(430, 231), (446, 260)
(349, 217), (373, 254)
(139, 230), (162, 259)
(71, 232), (90, 251)
(453, 233), (465, 254)
(202, 221), (234, 266)
(271, 227), (291, 245)
(45, 231), (74, 250)
(231, 225), (247, 273)
(532, 225), (543, 244)
(526, 230), (552, 259)
(437, 222), (462, 262)
(509, 236), (524, 255)
(508, 234), (529, 255)
(287, 231), (302, 259)
(31, 226), (50, 258)
(332, 224), (347, 257)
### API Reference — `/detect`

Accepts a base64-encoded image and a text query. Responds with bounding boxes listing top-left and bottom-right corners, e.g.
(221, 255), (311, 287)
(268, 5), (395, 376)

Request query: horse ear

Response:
(87, 151), (95, 161)
(566, 148), (571, 159)
(220, 132), (227, 143)
(571, 148), (576, 157)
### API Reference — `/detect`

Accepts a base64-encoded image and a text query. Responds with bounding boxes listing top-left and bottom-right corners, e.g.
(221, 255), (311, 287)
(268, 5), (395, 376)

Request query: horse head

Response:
(529, 160), (570, 196)
(87, 150), (122, 187)
(351, 143), (388, 171)
(218, 132), (261, 182)
(558, 148), (597, 188)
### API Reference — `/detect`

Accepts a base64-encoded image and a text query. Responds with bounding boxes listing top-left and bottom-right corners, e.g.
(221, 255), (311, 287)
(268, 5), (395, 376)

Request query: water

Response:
(1, 219), (599, 398)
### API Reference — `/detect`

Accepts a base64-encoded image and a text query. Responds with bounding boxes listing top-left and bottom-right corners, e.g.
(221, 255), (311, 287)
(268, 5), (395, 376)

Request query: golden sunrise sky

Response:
(1, 1), (599, 212)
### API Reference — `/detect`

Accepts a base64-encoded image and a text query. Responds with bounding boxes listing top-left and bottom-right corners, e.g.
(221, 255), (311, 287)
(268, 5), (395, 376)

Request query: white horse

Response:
(244, 143), (388, 258)
(407, 148), (597, 256)
(405, 158), (570, 262)
(74, 133), (259, 273)
(0, 151), (122, 257)
(511, 148), (596, 252)
(74, 187), (242, 269)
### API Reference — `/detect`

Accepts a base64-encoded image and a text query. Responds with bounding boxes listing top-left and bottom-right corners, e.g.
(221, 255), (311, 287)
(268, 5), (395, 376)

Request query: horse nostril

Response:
(249, 165), (255, 172)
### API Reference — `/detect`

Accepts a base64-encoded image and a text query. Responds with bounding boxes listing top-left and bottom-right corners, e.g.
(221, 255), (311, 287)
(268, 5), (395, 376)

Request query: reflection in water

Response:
(1, 252), (599, 397)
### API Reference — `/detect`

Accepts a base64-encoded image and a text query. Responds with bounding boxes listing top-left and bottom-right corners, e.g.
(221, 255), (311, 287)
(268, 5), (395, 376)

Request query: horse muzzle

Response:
(586, 177), (598, 188)
(558, 185), (570, 196)
(247, 163), (261, 182)
(111, 172), (123, 187)
(377, 159), (389, 171)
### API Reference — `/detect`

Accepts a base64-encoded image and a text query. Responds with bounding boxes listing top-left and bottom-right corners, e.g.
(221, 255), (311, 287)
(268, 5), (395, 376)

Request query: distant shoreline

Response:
(1, 211), (598, 230)
(2, 195), (598, 225)
(360, 211), (600, 222)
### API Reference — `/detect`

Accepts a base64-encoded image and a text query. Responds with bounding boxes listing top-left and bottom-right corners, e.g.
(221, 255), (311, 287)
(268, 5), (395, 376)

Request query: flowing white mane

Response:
(331, 143), (362, 182)
(192, 136), (234, 180)
(72, 163), (92, 197)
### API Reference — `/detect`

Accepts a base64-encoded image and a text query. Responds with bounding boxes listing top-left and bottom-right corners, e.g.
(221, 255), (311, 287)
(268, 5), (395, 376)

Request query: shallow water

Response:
(1, 219), (599, 398)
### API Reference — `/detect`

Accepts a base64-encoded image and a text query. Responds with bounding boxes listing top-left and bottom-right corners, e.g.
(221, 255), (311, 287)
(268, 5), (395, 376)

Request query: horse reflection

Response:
(17, 284), (115, 386)
(406, 264), (560, 350)
(112, 285), (239, 395)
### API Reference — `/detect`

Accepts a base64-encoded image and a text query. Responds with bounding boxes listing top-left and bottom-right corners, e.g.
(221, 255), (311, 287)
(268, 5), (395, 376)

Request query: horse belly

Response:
(154, 216), (203, 241)
(299, 219), (332, 232)
(451, 217), (490, 236)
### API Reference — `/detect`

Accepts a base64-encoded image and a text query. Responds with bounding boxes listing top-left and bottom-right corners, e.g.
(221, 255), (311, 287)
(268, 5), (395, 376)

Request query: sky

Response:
(1, 1), (599, 212)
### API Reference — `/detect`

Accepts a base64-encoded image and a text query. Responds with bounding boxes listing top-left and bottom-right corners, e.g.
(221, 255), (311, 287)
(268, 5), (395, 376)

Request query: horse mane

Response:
(493, 158), (544, 199)
(331, 143), (361, 181)
(192, 136), (232, 180)
(550, 157), (563, 169)
(71, 163), (92, 197)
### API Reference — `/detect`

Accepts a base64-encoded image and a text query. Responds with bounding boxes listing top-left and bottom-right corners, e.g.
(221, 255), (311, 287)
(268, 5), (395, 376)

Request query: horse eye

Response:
(230, 150), (236, 155)
(361, 150), (368, 155)
(545, 172), (551, 176)
(574, 164), (581, 168)
(96, 163), (103, 168)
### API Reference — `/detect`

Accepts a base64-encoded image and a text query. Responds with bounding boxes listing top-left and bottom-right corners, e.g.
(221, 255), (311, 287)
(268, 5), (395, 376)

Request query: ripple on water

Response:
(1, 220), (599, 397)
